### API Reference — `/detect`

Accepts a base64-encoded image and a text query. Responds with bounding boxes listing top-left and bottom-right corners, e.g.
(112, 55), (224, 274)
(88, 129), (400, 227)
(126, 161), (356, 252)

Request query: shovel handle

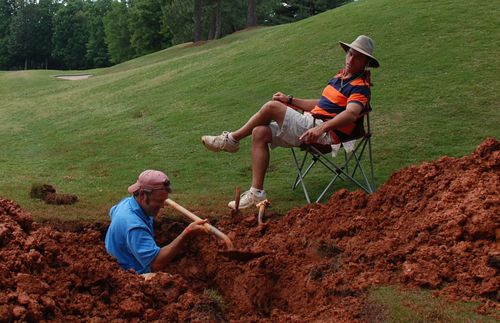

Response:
(165, 198), (234, 249)
(256, 199), (270, 226)
(234, 186), (241, 212)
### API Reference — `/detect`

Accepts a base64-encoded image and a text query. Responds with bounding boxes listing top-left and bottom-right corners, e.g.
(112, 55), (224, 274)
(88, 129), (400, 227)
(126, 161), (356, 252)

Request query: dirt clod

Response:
(30, 183), (78, 205)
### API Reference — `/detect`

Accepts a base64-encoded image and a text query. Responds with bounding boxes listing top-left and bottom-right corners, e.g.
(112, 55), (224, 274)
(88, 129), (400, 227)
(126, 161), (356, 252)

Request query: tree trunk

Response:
(24, 57), (28, 70)
(214, 0), (222, 39)
(246, 0), (256, 27)
(208, 6), (215, 40)
(194, 0), (202, 42)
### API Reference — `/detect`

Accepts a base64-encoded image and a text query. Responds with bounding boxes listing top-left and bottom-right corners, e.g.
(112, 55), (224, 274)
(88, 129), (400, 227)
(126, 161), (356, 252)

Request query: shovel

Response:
(165, 198), (266, 261)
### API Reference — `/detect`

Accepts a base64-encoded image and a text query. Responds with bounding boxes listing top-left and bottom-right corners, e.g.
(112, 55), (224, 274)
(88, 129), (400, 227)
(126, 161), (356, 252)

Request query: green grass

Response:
(370, 286), (499, 322)
(0, 0), (499, 222)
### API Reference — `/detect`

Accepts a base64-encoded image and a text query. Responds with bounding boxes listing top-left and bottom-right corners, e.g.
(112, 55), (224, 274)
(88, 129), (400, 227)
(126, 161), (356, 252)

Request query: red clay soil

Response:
(1, 138), (498, 321)
(29, 184), (78, 205)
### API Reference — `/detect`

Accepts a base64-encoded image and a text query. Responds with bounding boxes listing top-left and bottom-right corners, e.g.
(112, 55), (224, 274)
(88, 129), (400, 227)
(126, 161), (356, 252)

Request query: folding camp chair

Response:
(291, 110), (376, 203)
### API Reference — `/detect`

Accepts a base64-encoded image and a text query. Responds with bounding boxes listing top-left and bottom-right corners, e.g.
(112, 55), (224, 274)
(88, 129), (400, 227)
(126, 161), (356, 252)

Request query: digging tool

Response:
(256, 199), (270, 226)
(165, 198), (266, 261)
(165, 198), (234, 249)
(231, 186), (241, 215)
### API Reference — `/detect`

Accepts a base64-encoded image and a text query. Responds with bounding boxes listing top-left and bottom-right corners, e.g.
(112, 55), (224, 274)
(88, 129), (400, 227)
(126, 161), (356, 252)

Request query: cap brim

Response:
(128, 182), (141, 194)
(339, 41), (380, 68)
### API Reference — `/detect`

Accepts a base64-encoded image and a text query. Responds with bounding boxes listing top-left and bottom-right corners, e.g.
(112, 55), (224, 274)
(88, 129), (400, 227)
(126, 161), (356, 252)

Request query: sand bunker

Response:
(54, 74), (93, 81)
(0, 138), (498, 321)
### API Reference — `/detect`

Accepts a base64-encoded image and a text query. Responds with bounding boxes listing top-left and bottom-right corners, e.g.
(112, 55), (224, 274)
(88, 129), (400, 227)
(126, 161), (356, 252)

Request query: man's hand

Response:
(300, 103), (363, 144)
(185, 219), (209, 235)
(299, 125), (326, 144)
(272, 92), (288, 103)
(151, 219), (209, 271)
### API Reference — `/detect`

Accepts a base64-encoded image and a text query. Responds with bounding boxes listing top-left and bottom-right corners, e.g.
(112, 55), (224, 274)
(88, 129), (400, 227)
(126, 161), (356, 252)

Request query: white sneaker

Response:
(228, 190), (266, 210)
(201, 131), (240, 153)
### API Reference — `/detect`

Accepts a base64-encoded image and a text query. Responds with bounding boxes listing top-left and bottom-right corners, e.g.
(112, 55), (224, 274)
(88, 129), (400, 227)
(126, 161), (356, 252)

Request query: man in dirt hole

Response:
(105, 169), (208, 275)
(202, 35), (379, 209)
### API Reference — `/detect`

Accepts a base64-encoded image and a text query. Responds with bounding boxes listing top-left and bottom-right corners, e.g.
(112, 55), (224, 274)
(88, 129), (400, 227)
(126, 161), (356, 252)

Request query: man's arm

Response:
(272, 92), (319, 111)
(150, 220), (208, 272)
(299, 102), (363, 144)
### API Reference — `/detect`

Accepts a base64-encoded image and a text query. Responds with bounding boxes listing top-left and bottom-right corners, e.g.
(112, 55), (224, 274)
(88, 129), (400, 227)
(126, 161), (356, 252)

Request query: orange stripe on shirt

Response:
(347, 93), (368, 107)
(322, 84), (347, 106)
(310, 106), (337, 118)
(350, 78), (370, 86)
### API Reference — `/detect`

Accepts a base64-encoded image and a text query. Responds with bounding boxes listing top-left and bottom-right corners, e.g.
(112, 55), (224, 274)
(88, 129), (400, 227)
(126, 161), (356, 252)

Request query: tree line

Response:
(0, 0), (349, 71)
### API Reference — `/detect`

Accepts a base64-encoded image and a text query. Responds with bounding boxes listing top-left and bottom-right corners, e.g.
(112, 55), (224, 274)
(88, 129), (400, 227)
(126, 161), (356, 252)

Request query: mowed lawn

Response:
(0, 0), (499, 222)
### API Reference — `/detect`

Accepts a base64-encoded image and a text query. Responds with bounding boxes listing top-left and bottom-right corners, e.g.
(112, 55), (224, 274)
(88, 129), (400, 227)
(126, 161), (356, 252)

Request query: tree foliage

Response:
(103, 1), (133, 64)
(52, 0), (90, 69)
(86, 0), (112, 67)
(160, 0), (193, 45)
(129, 0), (171, 56)
(264, 0), (350, 25)
(0, 0), (351, 70)
(7, 0), (54, 69)
(0, 0), (16, 68)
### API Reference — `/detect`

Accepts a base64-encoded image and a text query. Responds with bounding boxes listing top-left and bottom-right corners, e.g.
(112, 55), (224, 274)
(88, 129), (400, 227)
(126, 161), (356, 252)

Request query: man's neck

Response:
(342, 70), (364, 79)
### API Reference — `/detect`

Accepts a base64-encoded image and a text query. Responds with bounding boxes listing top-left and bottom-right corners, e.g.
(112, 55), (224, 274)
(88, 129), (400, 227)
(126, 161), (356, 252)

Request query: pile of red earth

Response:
(29, 184), (78, 205)
(0, 138), (498, 321)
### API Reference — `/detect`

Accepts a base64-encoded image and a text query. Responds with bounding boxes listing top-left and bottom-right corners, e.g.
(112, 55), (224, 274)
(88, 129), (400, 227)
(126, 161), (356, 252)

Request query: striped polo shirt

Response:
(311, 70), (371, 118)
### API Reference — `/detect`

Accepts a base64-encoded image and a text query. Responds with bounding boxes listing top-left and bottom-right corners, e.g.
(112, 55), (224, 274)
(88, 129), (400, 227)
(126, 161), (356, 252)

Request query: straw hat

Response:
(339, 35), (380, 68)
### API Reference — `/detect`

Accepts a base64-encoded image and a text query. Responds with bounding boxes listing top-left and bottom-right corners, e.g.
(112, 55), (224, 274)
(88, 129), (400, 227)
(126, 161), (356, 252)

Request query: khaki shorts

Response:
(268, 107), (332, 148)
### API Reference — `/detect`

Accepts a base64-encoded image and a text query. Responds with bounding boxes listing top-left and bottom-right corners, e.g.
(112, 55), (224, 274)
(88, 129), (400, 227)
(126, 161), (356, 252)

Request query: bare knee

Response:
(252, 126), (272, 144)
(259, 100), (286, 117)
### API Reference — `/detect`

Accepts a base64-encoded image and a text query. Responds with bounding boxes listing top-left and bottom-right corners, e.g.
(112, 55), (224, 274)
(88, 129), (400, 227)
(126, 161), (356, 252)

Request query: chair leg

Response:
(293, 153), (318, 190)
(316, 172), (342, 202)
(291, 134), (377, 203)
(367, 137), (376, 192)
(291, 148), (311, 203)
(292, 149), (308, 190)
(348, 140), (375, 193)
(310, 145), (372, 194)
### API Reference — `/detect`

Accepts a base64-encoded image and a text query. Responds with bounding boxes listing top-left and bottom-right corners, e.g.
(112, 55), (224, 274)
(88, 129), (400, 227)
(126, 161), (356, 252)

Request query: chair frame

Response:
(291, 112), (376, 203)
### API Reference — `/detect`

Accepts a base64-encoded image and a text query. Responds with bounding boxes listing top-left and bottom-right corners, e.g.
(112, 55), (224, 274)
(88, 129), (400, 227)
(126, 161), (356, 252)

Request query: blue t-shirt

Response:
(105, 196), (161, 274)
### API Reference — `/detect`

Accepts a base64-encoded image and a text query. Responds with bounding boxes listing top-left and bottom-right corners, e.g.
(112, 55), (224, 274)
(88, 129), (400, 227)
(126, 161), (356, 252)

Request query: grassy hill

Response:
(0, 0), (499, 221)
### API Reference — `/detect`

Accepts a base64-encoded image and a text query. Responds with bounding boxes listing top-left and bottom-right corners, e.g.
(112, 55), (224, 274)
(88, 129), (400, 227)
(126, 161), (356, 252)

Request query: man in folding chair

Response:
(201, 35), (379, 209)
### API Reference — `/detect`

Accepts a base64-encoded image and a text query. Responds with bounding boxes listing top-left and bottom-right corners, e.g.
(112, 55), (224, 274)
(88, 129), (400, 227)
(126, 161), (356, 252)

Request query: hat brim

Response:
(127, 182), (172, 194)
(339, 41), (380, 68)
(128, 182), (141, 194)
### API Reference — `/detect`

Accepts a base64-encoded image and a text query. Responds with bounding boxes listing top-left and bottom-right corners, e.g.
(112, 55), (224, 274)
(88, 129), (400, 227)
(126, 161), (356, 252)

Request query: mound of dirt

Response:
(165, 137), (499, 321)
(30, 184), (78, 205)
(0, 200), (226, 321)
(0, 138), (498, 321)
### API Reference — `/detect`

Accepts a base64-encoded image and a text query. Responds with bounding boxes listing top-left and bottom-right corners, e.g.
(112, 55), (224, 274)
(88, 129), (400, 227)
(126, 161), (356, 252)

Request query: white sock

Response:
(227, 132), (238, 144)
(250, 187), (265, 197)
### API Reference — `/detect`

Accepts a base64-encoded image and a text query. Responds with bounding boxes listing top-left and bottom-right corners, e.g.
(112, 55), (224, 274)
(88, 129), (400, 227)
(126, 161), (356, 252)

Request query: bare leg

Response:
(231, 100), (287, 141)
(250, 126), (273, 190)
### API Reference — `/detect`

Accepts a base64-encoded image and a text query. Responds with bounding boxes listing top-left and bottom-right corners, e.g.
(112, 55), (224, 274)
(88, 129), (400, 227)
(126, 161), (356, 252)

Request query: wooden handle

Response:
(234, 187), (241, 212)
(165, 198), (234, 249)
(256, 199), (270, 226)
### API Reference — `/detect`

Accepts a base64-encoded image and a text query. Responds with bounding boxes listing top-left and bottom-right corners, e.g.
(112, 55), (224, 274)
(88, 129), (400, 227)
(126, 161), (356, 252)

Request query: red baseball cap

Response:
(128, 170), (172, 193)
